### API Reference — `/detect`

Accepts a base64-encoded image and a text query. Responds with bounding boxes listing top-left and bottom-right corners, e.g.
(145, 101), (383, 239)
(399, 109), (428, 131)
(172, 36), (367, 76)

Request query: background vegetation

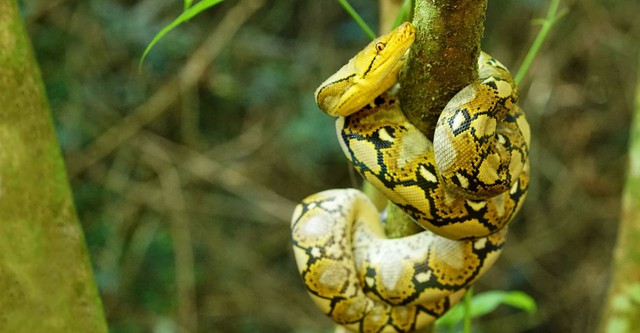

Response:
(21, 0), (640, 332)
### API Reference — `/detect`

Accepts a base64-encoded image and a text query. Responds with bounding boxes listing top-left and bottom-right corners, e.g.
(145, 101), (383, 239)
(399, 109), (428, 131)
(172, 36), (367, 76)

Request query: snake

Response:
(291, 22), (530, 332)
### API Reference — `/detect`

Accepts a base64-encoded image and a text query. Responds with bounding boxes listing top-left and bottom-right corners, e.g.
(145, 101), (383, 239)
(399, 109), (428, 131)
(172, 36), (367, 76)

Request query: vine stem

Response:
(514, 0), (566, 85)
(463, 287), (474, 333)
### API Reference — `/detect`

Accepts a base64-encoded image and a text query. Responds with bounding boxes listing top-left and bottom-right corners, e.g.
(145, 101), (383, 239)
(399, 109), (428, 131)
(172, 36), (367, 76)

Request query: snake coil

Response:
(291, 22), (529, 333)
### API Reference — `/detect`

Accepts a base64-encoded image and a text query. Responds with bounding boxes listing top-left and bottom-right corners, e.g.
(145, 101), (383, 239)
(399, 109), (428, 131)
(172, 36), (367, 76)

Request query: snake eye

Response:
(375, 42), (385, 52)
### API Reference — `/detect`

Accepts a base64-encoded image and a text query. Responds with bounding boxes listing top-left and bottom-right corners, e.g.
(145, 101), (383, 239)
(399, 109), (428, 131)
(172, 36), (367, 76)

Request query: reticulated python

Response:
(291, 22), (530, 332)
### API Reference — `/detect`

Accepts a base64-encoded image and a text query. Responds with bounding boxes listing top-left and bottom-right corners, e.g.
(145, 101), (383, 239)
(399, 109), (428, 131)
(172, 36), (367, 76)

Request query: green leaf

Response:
(436, 290), (537, 328)
(435, 300), (465, 328)
(139, 0), (224, 69)
(514, 0), (565, 85)
(337, 0), (376, 40)
(184, 0), (193, 10)
(473, 290), (537, 315)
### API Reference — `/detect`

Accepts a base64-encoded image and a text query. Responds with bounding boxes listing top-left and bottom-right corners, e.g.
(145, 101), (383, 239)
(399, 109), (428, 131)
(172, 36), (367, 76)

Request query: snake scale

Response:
(291, 22), (530, 332)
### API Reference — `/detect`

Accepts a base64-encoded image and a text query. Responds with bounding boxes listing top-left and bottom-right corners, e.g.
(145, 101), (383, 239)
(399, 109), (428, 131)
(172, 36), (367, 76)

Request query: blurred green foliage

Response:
(21, 0), (640, 332)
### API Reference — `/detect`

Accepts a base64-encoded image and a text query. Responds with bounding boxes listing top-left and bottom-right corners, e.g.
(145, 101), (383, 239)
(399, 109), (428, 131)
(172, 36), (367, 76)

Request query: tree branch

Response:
(399, 0), (487, 137)
(371, 1), (487, 332)
(384, 0), (487, 238)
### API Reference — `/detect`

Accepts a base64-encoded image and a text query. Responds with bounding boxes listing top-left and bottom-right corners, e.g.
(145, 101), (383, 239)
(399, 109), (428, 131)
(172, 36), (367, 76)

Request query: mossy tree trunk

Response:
(383, 0), (487, 241)
(598, 54), (640, 333)
(399, 0), (486, 137)
(0, 1), (108, 332)
(378, 1), (487, 332)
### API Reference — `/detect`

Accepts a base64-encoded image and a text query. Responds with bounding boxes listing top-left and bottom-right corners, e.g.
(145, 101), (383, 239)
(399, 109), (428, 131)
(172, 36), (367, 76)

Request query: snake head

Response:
(314, 22), (417, 117)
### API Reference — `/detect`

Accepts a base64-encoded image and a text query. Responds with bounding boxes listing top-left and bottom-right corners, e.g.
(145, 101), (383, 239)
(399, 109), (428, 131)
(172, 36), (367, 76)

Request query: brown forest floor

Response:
(24, 0), (640, 332)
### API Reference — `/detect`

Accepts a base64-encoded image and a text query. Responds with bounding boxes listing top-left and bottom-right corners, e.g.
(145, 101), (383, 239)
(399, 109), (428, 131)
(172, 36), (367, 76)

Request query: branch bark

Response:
(378, 1), (487, 332)
(399, 0), (487, 137)
(0, 1), (108, 332)
(384, 0), (487, 238)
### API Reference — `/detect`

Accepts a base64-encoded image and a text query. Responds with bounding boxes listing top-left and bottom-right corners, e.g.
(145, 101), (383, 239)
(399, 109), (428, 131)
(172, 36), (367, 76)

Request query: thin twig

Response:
(137, 132), (297, 222)
(142, 141), (198, 333)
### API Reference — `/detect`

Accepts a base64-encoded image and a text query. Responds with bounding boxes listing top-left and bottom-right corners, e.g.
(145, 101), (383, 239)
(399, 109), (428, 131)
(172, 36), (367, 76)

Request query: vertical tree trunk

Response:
(598, 54), (640, 333)
(383, 0), (488, 243)
(378, 1), (488, 332)
(399, 0), (487, 137)
(0, 1), (108, 332)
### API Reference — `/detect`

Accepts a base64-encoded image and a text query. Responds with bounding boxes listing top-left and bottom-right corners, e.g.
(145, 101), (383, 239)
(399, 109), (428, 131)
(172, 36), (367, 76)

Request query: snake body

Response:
(291, 22), (529, 332)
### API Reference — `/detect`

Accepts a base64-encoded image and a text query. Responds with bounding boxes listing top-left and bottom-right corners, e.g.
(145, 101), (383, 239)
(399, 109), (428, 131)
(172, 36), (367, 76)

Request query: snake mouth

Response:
(360, 22), (416, 85)
(394, 22), (416, 53)
(387, 22), (416, 59)
(371, 22), (416, 78)
(397, 21), (417, 41)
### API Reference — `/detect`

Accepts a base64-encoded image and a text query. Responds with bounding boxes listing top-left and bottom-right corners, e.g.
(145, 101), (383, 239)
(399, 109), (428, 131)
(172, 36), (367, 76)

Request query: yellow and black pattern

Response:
(337, 52), (530, 239)
(291, 22), (529, 332)
(291, 189), (503, 332)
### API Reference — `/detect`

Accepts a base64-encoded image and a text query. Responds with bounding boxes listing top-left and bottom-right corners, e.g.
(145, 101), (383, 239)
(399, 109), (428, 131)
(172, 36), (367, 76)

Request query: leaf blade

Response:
(139, 0), (225, 69)
(337, 0), (376, 40)
(436, 290), (537, 328)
